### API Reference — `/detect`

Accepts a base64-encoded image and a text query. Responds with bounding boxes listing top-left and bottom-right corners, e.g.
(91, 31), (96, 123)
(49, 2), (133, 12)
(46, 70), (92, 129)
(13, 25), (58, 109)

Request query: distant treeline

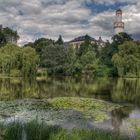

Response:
(0, 26), (140, 78)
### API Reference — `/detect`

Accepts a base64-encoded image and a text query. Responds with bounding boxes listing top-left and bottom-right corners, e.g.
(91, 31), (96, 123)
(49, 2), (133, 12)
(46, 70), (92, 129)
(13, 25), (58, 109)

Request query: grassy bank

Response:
(0, 120), (133, 140)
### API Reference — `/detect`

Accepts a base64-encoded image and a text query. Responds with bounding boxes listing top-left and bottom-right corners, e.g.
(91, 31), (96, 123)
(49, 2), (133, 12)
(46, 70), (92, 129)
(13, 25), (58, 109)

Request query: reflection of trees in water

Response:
(0, 77), (112, 100)
(0, 78), (37, 100)
(0, 77), (139, 105)
(112, 78), (140, 106)
(111, 106), (132, 135)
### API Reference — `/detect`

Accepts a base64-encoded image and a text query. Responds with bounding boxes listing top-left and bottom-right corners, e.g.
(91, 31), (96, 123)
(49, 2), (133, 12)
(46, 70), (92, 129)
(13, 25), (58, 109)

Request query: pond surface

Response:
(0, 77), (140, 137)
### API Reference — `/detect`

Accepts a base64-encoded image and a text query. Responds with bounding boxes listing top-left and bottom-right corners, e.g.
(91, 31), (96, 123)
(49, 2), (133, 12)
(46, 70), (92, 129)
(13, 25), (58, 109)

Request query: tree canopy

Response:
(0, 25), (138, 78)
(55, 35), (64, 45)
(0, 26), (19, 47)
(0, 44), (39, 77)
(112, 41), (140, 77)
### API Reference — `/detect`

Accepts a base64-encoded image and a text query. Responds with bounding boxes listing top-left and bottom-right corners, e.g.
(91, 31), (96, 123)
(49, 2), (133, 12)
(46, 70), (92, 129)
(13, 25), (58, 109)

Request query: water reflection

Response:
(112, 78), (140, 106)
(0, 77), (140, 137)
(111, 106), (132, 135)
(0, 77), (139, 106)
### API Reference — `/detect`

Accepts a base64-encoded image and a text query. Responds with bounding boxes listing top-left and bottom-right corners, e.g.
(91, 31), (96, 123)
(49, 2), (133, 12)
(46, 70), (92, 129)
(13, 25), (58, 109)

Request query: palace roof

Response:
(69, 35), (96, 43)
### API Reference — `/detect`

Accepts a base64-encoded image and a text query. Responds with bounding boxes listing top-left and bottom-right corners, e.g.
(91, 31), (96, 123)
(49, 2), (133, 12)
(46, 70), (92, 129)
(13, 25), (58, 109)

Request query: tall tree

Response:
(55, 35), (64, 45)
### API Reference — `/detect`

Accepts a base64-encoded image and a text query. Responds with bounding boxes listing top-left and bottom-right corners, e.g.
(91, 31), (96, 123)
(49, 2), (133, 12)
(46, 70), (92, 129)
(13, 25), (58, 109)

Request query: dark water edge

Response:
(0, 77), (140, 139)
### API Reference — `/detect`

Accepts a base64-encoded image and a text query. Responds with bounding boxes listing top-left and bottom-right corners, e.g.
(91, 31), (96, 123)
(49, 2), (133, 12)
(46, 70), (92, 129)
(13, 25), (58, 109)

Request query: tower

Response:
(114, 9), (124, 34)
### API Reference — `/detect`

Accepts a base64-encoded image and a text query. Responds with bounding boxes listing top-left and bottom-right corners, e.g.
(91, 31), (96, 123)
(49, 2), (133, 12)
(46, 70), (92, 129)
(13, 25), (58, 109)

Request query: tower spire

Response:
(114, 9), (124, 34)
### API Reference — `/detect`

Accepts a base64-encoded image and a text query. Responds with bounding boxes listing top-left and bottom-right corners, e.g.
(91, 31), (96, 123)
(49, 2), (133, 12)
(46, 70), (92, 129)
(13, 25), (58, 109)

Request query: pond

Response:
(0, 77), (140, 138)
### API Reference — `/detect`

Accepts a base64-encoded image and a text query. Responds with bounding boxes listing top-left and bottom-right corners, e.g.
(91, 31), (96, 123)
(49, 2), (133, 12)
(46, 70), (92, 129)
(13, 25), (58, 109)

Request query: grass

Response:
(0, 120), (133, 140)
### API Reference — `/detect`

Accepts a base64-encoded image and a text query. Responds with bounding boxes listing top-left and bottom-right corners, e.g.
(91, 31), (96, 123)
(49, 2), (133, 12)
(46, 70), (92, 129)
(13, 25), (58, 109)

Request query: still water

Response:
(0, 77), (139, 104)
(0, 77), (140, 136)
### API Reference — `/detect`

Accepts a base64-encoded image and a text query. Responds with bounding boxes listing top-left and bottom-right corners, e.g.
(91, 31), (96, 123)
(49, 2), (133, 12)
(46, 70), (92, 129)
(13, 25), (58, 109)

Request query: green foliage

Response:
(22, 32), (136, 78)
(24, 38), (55, 68)
(21, 32), (140, 78)
(0, 25), (137, 78)
(0, 44), (39, 77)
(33, 38), (54, 56)
(78, 49), (99, 76)
(99, 33), (134, 77)
(77, 36), (97, 57)
(71, 37), (103, 77)
(0, 26), (19, 47)
(56, 35), (64, 45)
(4, 122), (22, 140)
(25, 120), (61, 140)
(22, 47), (39, 77)
(112, 41), (140, 77)
(41, 44), (76, 75)
(0, 121), (131, 140)
(0, 44), (21, 74)
(112, 32), (133, 46)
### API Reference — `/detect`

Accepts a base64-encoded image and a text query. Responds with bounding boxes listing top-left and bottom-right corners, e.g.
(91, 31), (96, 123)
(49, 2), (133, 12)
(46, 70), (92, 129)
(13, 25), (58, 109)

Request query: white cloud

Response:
(0, 0), (139, 45)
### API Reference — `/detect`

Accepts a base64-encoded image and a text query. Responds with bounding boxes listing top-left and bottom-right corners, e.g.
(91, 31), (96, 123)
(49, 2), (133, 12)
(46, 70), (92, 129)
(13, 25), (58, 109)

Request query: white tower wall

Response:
(115, 27), (124, 34)
(114, 9), (124, 34)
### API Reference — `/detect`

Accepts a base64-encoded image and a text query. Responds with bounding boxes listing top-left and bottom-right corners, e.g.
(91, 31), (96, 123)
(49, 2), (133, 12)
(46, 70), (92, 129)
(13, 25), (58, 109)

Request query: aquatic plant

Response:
(49, 97), (121, 122)
(3, 121), (22, 140)
(0, 120), (131, 140)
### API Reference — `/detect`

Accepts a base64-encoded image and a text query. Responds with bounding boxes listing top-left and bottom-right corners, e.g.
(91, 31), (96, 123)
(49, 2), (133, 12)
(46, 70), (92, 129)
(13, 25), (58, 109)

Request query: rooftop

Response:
(69, 35), (96, 43)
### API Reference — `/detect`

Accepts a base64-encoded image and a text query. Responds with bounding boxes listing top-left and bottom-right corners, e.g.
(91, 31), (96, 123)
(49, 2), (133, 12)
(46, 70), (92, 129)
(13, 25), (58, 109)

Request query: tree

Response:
(78, 35), (97, 57)
(41, 44), (76, 75)
(112, 41), (140, 77)
(99, 42), (118, 76)
(21, 47), (39, 77)
(0, 26), (19, 47)
(33, 38), (54, 56)
(79, 49), (98, 75)
(0, 44), (39, 77)
(24, 42), (34, 48)
(0, 44), (21, 74)
(112, 32), (133, 46)
(55, 35), (64, 45)
(99, 33), (134, 77)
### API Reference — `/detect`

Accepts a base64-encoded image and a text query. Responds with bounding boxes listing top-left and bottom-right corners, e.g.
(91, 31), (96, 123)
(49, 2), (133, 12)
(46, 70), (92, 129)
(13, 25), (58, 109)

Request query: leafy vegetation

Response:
(112, 41), (140, 77)
(0, 25), (19, 47)
(0, 44), (39, 77)
(0, 120), (132, 140)
(25, 32), (138, 78)
(0, 25), (139, 78)
(41, 44), (76, 75)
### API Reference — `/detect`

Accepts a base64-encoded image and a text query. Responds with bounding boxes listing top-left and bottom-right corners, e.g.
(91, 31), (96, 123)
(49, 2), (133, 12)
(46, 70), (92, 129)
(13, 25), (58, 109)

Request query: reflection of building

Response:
(114, 9), (124, 34)
(69, 35), (106, 49)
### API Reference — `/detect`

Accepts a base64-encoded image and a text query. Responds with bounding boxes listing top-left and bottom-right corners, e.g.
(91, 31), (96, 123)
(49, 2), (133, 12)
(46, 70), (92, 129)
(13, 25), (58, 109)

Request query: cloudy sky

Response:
(0, 0), (140, 45)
